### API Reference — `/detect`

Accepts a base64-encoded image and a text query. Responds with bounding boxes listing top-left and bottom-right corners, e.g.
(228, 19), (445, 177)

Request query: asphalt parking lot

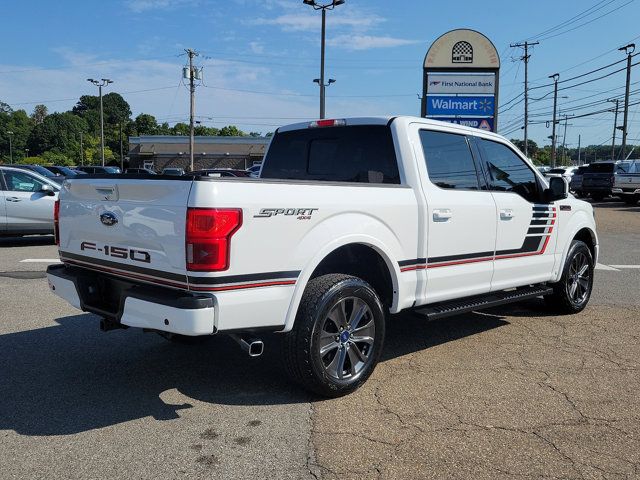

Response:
(1, 199), (639, 479)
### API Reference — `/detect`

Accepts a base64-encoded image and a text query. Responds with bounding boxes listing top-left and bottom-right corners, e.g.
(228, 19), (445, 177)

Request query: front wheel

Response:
(283, 274), (385, 397)
(545, 240), (594, 314)
(623, 195), (639, 205)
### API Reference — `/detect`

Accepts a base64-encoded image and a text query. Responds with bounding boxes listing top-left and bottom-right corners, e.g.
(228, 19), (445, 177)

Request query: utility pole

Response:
(577, 134), (581, 165)
(510, 41), (539, 158)
(185, 48), (199, 172)
(119, 121), (124, 171)
(7, 131), (13, 164)
(560, 114), (572, 165)
(304, 0), (344, 119)
(619, 43), (635, 159)
(87, 78), (113, 166)
(549, 73), (560, 168)
(607, 98), (620, 160)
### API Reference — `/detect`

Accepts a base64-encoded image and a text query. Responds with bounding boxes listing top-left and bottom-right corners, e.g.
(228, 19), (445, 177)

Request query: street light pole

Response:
(549, 73), (559, 168)
(87, 78), (113, 166)
(7, 131), (13, 164)
(619, 43), (635, 159)
(303, 0), (344, 119)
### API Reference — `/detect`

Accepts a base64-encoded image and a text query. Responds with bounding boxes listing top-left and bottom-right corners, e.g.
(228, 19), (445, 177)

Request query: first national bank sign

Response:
(421, 29), (500, 132)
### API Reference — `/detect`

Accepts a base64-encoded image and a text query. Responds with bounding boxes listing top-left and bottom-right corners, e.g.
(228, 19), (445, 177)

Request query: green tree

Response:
(31, 104), (48, 125)
(0, 109), (33, 162)
(134, 113), (159, 135)
(27, 112), (88, 157)
(218, 125), (245, 136)
(171, 123), (190, 136)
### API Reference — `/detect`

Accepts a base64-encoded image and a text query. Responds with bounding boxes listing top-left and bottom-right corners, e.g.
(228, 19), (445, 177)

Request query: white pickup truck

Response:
(47, 116), (598, 397)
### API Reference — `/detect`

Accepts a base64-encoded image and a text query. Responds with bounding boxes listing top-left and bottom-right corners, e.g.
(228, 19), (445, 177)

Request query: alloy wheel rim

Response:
(567, 252), (591, 305)
(317, 297), (375, 381)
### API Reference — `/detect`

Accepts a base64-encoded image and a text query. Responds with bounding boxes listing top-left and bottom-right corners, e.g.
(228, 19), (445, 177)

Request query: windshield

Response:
(587, 163), (615, 173)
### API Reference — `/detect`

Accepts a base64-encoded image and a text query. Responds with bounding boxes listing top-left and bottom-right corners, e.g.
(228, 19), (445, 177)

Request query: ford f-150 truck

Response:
(47, 116), (598, 397)
(612, 160), (640, 205)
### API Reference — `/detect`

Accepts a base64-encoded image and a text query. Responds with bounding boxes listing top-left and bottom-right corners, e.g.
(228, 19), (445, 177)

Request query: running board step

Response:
(414, 285), (553, 321)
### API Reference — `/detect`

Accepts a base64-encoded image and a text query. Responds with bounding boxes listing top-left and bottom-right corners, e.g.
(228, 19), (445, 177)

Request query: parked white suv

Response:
(47, 117), (598, 396)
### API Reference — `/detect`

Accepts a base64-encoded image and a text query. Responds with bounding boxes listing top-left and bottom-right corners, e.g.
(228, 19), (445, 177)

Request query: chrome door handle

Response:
(433, 209), (452, 222)
(500, 209), (514, 220)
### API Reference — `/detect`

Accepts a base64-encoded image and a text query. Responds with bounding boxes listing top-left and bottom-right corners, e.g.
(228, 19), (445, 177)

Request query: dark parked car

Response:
(11, 165), (62, 184)
(582, 161), (631, 200)
(161, 167), (185, 176)
(191, 168), (250, 178)
(45, 165), (85, 177)
(75, 166), (122, 174)
(125, 168), (157, 175)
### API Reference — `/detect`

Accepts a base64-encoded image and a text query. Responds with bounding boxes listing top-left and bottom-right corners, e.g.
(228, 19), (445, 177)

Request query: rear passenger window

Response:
(419, 130), (480, 190)
(480, 139), (538, 202)
(261, 125), (400, 184)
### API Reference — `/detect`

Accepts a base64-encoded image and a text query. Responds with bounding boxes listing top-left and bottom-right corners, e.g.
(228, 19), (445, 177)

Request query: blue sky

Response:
(1, 0), (639, 150)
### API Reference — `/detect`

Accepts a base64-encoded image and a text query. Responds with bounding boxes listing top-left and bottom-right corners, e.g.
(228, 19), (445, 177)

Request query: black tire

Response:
(283, 274), (385, 397)
(591, 193), (605, 201)
(544, 240), (594, 314)
(622, 195), (639, 205)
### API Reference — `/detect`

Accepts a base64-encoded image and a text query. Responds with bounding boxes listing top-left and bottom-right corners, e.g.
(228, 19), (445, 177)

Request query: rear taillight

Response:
(309, 119), (346, 128)
(54, 199), (60, 246)
(186, 208), (242, 271)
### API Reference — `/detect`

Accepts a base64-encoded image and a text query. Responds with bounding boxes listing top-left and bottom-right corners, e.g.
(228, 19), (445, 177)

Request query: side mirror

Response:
(41, 184), (56, 196)
(544, 176), (568, 202)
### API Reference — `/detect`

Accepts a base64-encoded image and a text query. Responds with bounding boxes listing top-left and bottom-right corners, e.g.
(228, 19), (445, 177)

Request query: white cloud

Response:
(125, 0), (198, 13)
(249, 41), (265, 54)
(250, 11), (383, 32)
(327, 34), (419, 51)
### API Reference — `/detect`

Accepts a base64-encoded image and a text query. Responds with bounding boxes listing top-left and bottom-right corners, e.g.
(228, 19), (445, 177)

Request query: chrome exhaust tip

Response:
(230, 334), (264, 357)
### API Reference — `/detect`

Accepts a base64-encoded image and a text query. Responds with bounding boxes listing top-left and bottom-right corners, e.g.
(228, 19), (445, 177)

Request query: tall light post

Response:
(619, 43), (635, 159)
(7, 131), (13, 164)
(303, 0), (344, 119)
(87, 78), (113, 166)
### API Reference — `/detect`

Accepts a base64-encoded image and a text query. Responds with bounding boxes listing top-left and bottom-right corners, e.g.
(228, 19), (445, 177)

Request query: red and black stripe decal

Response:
(59, 251), (299, 292)
(399, 205), (556, 271)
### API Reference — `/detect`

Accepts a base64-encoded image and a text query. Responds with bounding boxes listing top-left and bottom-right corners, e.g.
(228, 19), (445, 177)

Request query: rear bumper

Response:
(612, 187), (640, 194)
(46, 264), (216, 336)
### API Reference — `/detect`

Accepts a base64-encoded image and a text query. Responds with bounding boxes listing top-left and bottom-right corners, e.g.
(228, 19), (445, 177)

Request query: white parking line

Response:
(595, 263), (620, 271)
(20, 259), (61, 263)
(609, 265), (640, 269)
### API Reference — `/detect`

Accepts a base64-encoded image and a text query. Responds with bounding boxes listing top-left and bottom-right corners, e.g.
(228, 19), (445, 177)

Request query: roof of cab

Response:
(276, 115), (506, 141)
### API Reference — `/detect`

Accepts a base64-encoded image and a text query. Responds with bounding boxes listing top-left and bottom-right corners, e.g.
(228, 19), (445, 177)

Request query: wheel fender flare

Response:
(553, 216), (598, 282)
(281, 234), (402, 332)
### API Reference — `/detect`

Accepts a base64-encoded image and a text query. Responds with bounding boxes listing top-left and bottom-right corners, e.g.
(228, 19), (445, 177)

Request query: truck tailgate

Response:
(57, 177), (192, 289)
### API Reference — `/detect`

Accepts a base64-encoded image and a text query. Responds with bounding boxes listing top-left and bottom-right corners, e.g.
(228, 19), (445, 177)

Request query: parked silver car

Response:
(0, 166), (60, 236)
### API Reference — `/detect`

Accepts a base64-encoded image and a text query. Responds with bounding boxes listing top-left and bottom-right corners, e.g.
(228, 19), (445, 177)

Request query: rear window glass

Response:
(587, 163), (615, 173)
(261, 125), (400, 184)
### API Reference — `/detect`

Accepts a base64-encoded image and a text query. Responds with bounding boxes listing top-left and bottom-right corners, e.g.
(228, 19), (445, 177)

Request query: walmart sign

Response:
(426, 96), (494, 116)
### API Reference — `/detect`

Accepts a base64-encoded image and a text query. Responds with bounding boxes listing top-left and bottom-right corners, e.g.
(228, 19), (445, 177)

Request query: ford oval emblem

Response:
(100, 211), (118, 227)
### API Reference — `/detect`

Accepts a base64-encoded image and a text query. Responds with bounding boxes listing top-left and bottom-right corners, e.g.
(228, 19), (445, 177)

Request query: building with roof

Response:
(128, 135), (270, 172)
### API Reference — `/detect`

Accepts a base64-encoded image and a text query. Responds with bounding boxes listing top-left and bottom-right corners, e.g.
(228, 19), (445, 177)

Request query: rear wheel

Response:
(591, 193), (605, 201)
(622, 195), (639, 205)
(283, 274), (385, 397)
(545, 240), (594, 314)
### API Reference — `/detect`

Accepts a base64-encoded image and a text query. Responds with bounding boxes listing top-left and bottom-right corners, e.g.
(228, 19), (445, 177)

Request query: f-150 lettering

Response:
(80, 241), (151, 263)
